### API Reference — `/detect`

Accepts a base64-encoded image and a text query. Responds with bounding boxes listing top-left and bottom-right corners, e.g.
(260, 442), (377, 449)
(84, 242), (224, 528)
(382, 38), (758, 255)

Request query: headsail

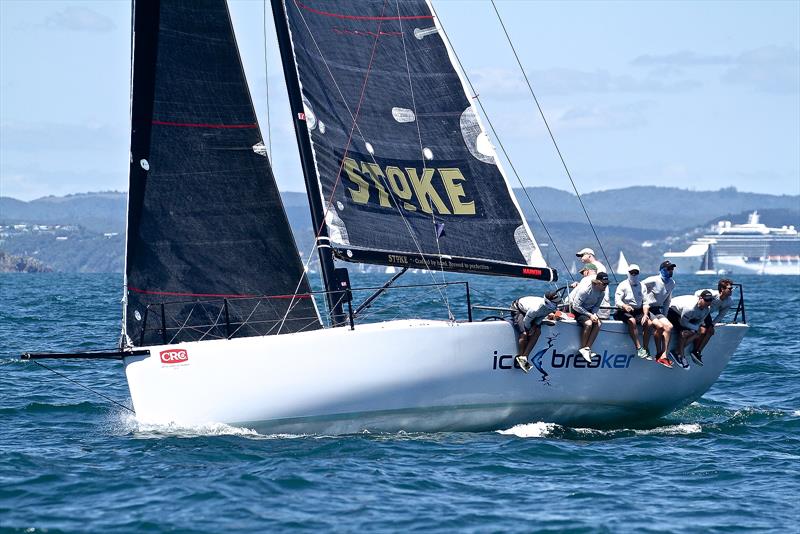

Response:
(124, 0), (321, 347)
(274, 0), (556, 281)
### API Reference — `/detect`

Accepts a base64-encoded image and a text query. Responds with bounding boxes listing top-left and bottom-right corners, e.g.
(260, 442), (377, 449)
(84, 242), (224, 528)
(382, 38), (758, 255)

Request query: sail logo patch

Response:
(341, 156), (476, 216)
(160, 349), (189, 365)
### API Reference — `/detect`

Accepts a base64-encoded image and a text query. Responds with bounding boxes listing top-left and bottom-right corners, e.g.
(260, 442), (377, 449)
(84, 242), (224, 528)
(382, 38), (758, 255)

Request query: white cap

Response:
(576, 247), (595, 257)
(628, 264), (640, 272)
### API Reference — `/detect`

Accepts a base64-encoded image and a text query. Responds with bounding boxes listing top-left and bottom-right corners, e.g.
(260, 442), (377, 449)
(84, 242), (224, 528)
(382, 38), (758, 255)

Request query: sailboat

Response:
(615, 251), (630, 275)
(23, 0), (748, 434)
(695, 245), (717, 275)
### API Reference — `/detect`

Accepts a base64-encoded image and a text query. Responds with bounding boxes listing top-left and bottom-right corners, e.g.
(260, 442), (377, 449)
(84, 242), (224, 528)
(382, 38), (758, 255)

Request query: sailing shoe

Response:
(578, 347), (592, 363)
(636, 347), (649, 360)
(690, 351), (704, 366)
(655, 356), (674, 369)
(515, 355), (532, 373)
(541, 319), (556, 326)
(670, 350), (690, 370)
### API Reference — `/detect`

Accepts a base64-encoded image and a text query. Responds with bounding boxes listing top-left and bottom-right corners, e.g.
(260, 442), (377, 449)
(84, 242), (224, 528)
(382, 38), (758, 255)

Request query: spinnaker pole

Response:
(270, 0), (345, 326)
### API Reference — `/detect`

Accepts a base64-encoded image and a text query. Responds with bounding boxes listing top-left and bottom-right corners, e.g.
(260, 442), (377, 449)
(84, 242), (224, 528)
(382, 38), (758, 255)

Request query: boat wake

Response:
(112, 412), (261, 438)
(497, 421), (702, 439)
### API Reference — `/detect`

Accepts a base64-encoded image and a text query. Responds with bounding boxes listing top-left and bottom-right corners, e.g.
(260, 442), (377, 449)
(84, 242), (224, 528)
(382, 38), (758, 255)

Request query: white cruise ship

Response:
(664, 211), (799, 275)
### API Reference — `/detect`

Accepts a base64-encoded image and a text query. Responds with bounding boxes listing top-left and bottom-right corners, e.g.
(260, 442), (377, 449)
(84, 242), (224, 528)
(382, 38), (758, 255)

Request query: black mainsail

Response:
(123, 0), (320, 347)
(273, 0), (556, 281)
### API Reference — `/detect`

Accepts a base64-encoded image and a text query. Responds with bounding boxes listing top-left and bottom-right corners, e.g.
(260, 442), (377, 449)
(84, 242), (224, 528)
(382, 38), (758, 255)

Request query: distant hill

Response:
(514, 186), (799, 230)
(0, 186), (796, 273)
(0, 191), (127, 234)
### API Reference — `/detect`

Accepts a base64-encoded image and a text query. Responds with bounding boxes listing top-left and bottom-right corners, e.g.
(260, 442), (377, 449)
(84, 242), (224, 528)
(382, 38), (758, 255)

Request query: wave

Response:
(497, 422), (559, 438)
(497, 421), (703, 439)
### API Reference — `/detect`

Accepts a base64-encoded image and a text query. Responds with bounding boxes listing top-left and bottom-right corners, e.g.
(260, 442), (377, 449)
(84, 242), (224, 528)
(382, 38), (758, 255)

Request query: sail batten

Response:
(277, 0), (556, 281)
(123, 0), (320, 347)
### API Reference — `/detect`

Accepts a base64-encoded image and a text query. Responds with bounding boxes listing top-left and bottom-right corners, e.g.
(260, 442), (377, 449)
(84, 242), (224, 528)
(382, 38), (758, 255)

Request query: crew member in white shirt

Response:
(642, 260), (677, 368)
(667, 291), (714, 369)
(613, 263), (650, 359)
(576, 247), (607, 274)
(691, 279), (735, 364)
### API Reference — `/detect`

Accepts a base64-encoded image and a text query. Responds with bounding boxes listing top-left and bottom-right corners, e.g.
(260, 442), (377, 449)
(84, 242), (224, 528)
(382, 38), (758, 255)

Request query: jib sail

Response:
(123, 0), (320, 347)
(274, 0), (556, 281)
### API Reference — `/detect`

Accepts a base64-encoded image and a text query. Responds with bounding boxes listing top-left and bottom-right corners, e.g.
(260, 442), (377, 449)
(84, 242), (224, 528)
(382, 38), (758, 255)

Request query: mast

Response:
(270, 0), (345, 326)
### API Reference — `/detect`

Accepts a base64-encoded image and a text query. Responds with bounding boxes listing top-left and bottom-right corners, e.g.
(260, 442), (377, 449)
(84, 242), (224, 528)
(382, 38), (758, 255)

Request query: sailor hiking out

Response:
(613, 263), (650, 360)
(570, 271), (610, 363)
(642, 260), (677, 368)
(511, 292), (562, 373)
(667, 291), (714, 369)
(692, 279), (735, 363)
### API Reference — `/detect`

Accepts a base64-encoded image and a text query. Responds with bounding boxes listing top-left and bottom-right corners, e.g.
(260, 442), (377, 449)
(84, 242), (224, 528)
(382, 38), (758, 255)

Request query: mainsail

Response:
(123, 0), (320, 346)
(274, 0), (556, 281)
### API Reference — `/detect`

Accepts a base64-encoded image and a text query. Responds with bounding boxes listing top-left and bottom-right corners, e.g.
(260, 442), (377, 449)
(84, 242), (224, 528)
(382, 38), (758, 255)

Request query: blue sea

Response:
(1, 272), (798, 532)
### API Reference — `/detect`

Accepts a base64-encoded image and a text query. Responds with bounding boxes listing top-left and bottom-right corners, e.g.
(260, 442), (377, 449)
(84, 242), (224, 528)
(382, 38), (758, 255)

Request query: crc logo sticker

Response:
(160, 349), (189, 365)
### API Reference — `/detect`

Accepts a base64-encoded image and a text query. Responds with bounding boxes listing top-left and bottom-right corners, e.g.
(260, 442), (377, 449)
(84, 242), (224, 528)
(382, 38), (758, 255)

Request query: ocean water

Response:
(1, 272), (798, 532)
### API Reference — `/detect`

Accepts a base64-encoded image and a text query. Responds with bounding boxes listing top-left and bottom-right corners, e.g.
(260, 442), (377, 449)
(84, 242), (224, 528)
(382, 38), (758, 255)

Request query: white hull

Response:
(123, 318), (747, 433)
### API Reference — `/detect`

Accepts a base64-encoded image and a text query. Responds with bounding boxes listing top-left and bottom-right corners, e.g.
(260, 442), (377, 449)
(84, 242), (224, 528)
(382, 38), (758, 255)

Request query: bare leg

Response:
(679, 331), (699, 356)
(626, 318), (641, 350)
(654, 324), (664, 357)
(580, 321), (593, 347)
(587, 322), (601, 349)
(521, 326), (542, 358)
(696, 325), (714, 353)
(643, 324), (652, 354)
(661, 320), (673, 359)
(517, 331), (528, 355)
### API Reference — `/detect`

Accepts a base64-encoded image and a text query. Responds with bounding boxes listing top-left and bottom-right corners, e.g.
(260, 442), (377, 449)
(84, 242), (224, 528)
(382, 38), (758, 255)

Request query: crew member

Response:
(571, 271), (609, 363)
(511, 291), (562, 373)
(642, 261), (677, 368)
(667, 290), (714, 369)
(576, 248), (607, 274)
(691, 278), (735, 364)
(613, 263), (650, 359)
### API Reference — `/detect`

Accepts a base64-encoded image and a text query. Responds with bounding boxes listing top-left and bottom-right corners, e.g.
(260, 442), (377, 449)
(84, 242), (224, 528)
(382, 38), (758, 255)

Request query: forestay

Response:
(123, 0), (320, 347)
(277, 0), (556, 281)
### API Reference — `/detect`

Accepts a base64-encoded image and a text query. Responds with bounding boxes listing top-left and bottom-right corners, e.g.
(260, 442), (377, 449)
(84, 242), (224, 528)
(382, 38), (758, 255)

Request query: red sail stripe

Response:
(295, 0), (433, 21)
(151, 120), (257, 129)
(127, 285), (311, 300)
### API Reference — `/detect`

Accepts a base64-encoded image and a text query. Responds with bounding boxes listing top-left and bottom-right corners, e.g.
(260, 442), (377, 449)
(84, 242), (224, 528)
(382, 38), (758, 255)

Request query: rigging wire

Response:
(489, 0), (619, 283)
(31, 360), (135, 414)
(428, 1), (574, 284)
(262, 0), (272, 159)
(395, 0), (453, 320)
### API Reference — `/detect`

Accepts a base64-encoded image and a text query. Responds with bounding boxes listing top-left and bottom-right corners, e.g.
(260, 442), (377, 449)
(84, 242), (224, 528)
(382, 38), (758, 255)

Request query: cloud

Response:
(631, 51), (732, 67)
(469, 67), (700, 97)
(43, 6), (114, 32)
(722, 45), (799, 93)
(553, 101), (653, 131)
(632, 46), (799, 93)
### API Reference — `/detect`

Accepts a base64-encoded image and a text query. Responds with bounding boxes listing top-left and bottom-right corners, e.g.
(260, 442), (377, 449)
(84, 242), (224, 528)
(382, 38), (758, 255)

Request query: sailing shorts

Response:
(648, 306), (666, 321)
(571, 309), (597, 325)
(703, 314), (714, 328)
(613, 307), (644, 322)
(667, 309), (698, 336)
(511, 301), (544, 334)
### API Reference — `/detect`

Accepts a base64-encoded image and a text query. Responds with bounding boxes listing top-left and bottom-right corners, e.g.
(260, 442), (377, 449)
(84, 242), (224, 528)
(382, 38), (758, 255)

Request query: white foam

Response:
(497, 421), (559, 438)
(112, 412), (264, 438)
(793, 410), (800, 416)
(636, 423), (702, 435)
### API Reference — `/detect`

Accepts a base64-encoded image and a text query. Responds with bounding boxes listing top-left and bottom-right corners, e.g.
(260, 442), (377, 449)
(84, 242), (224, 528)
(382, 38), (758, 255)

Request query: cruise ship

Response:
(664, 211), (799, 275)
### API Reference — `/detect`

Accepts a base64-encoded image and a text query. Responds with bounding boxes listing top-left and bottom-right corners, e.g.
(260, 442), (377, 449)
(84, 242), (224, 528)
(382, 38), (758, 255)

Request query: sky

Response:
(1, 0), (798, 201)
